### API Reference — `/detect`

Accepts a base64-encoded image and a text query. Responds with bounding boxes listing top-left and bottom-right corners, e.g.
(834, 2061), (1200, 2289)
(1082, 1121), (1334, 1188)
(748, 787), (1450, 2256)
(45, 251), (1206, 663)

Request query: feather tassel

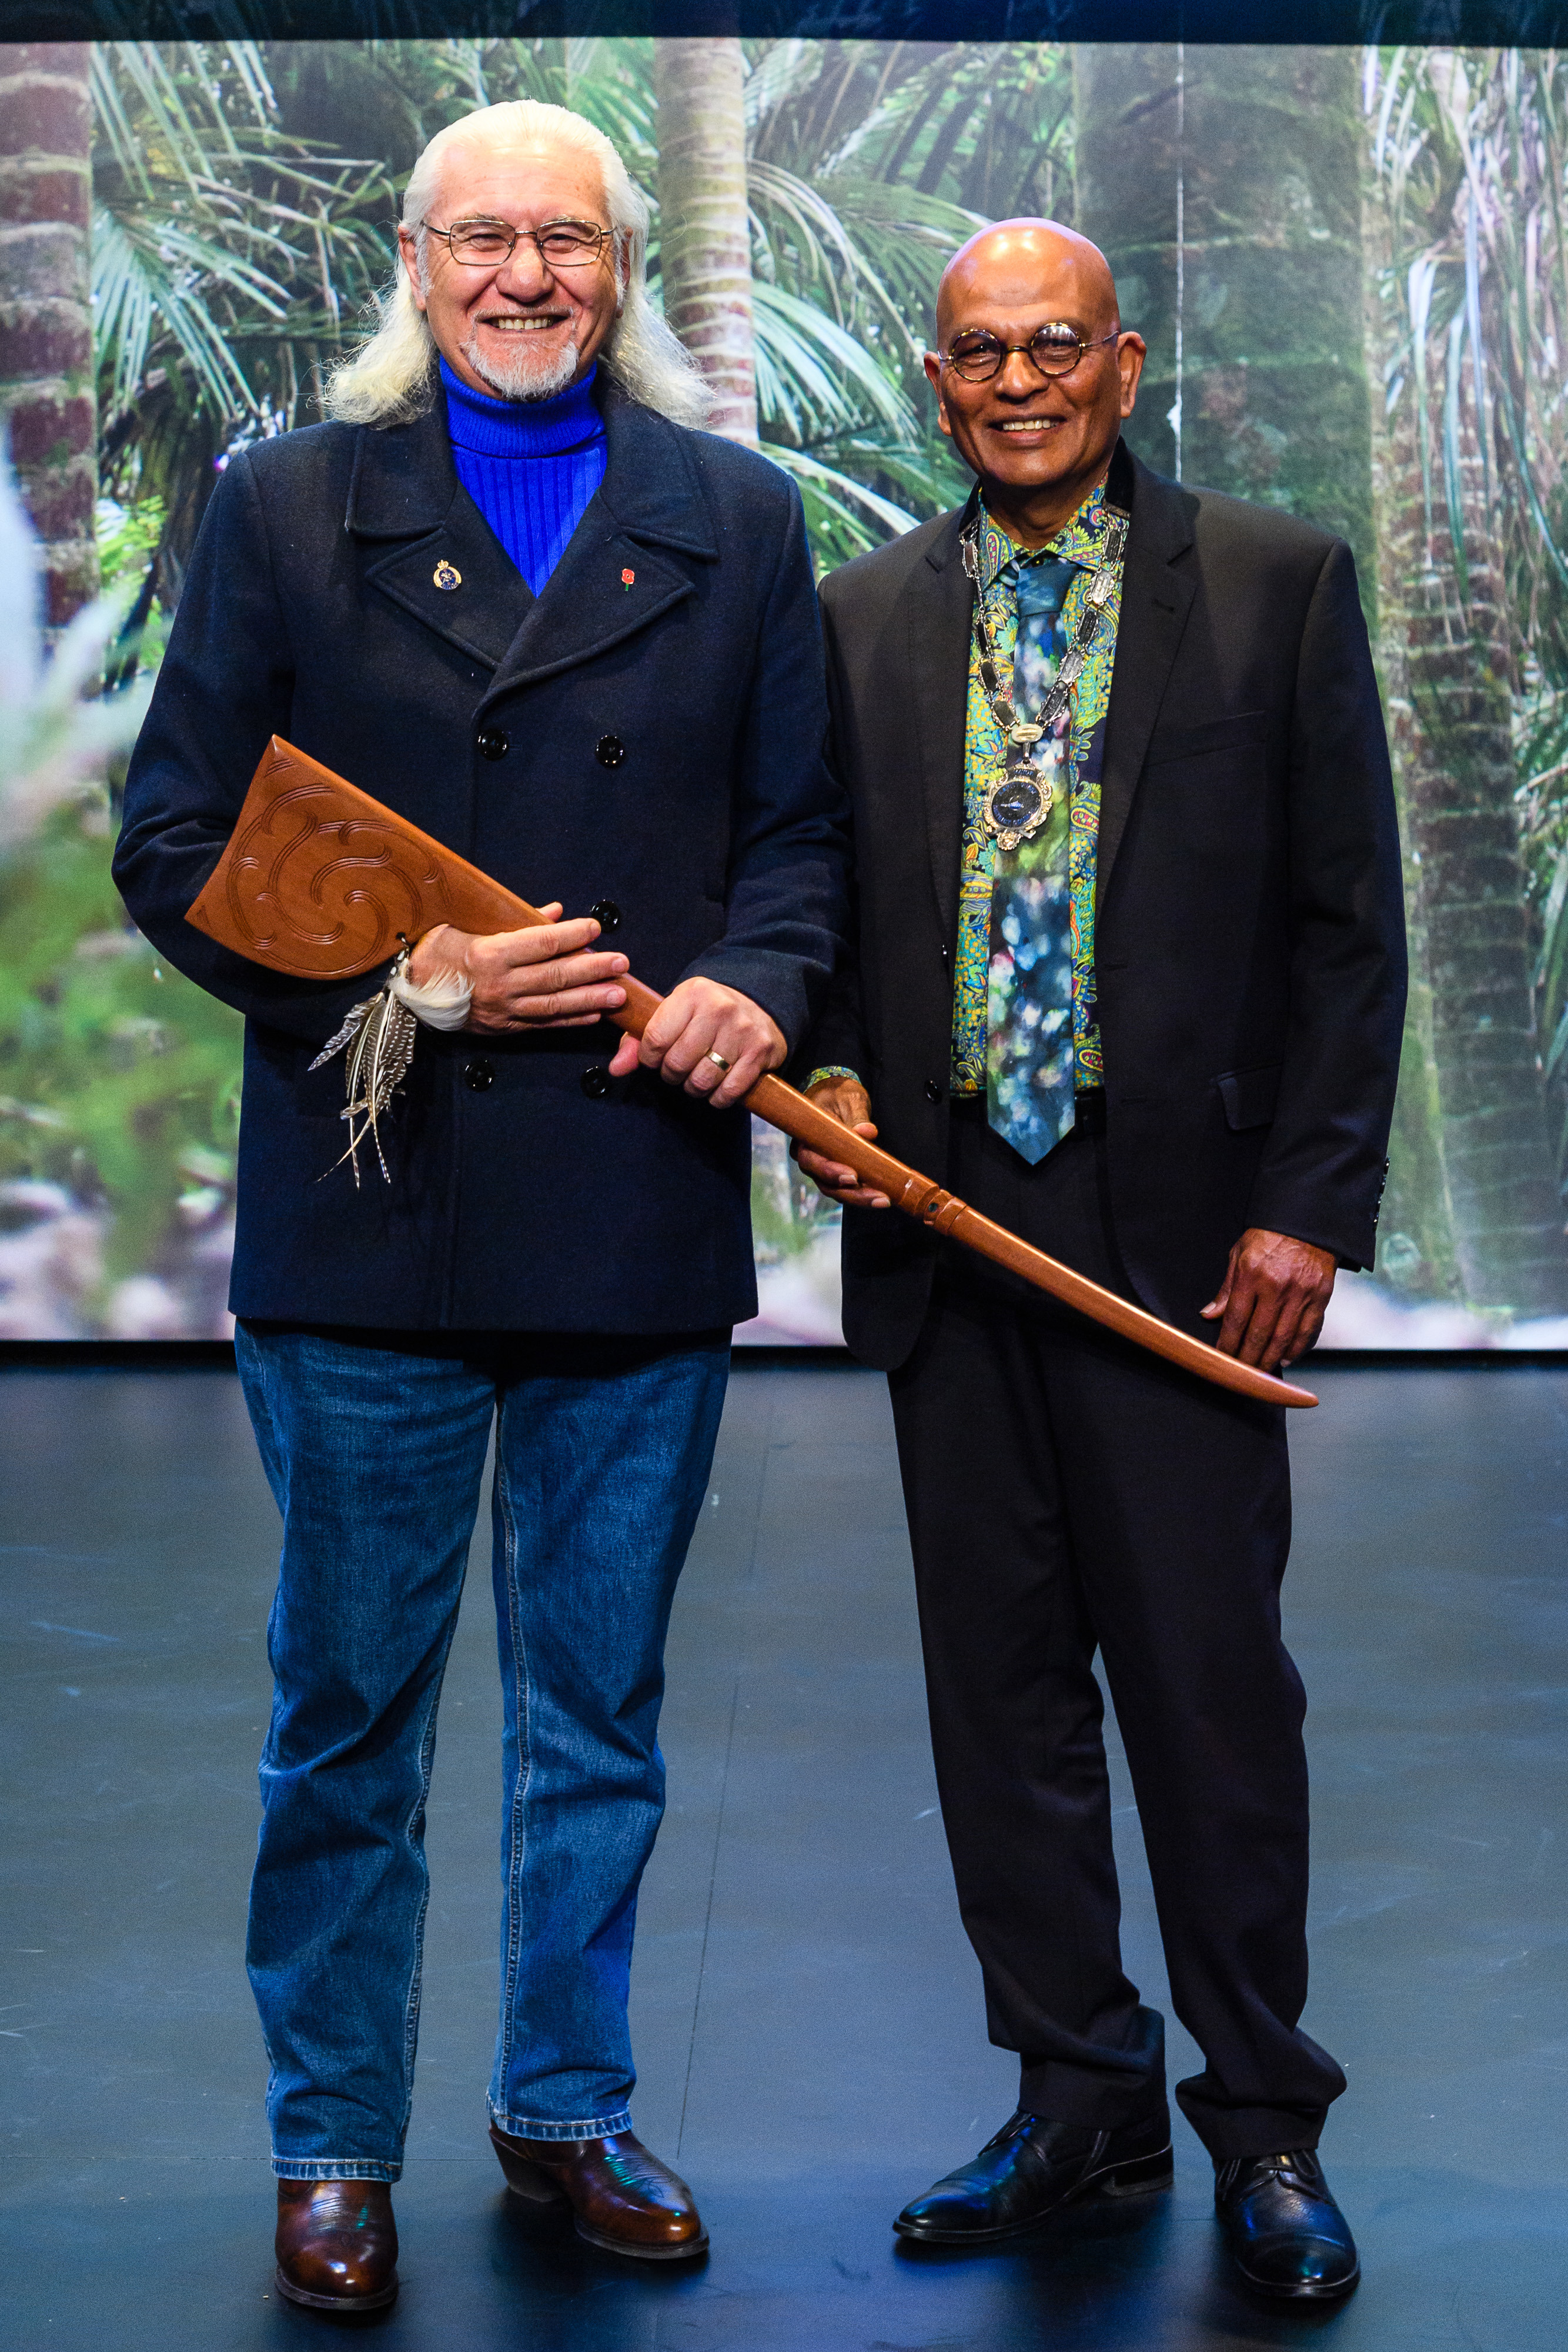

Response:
(309, 974), (419, 1187)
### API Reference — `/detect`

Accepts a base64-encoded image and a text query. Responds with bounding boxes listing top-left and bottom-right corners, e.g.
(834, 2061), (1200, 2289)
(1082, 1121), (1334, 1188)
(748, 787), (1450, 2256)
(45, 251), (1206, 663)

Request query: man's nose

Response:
(494, 238), (554, 300)
(996, 349), (1048, 397)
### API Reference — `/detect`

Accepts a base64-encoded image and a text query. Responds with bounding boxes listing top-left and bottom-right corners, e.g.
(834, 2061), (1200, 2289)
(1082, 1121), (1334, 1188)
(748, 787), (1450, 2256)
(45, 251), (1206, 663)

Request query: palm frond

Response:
(93, 210), (266, 425)
(91, 38), (397, 579)
(743, 38), (825, 133)
(763, 445), (918, 570)
(751, 279), (915, 446)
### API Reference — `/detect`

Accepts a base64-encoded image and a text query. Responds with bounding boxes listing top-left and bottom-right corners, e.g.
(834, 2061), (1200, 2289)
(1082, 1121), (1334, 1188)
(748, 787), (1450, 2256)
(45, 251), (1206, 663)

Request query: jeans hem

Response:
(272, 2159), (402, 2183)
(490, 2105), (633, 2143)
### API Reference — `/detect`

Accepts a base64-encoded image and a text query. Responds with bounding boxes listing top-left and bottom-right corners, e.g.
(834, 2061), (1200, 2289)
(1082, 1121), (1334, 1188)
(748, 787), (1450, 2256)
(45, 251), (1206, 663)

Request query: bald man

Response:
(797, 223), (1404, 2300)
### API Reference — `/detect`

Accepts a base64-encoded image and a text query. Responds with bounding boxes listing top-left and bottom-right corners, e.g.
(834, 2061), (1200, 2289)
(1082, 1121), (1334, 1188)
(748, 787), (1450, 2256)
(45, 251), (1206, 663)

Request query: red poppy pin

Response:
(621, 567), (636, 591)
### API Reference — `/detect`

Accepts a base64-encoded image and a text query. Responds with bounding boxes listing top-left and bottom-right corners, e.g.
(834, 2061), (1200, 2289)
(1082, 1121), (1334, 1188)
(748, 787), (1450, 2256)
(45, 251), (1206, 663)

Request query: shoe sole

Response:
(573, 2219), (711, 2261)
(892, 2144), (1175, 2246)
(274, 2261), (399, 2311)
(493, 2142), (708, 2260)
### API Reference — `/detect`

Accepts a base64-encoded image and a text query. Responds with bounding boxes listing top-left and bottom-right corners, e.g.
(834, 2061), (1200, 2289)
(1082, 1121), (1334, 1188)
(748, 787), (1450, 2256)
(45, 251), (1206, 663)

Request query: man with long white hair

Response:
(328, 99), (709, 430)
(114, 100), (847, 2312)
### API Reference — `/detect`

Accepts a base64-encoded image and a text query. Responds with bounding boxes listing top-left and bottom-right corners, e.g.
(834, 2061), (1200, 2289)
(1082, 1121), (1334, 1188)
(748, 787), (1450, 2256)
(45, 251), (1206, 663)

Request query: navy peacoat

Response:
(113, 383), (849, 1334)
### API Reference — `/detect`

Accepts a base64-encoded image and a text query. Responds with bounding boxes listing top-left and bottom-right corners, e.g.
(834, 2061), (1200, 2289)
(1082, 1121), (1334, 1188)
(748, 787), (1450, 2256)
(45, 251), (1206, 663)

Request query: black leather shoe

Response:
(894, 2106), (1173, 2245)
(1215, 2149), (1360, 2301)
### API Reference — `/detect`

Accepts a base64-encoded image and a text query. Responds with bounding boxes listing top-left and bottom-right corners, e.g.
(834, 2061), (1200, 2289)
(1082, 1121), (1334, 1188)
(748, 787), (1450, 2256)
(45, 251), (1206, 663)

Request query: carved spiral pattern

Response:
(221, 780), (453, 978)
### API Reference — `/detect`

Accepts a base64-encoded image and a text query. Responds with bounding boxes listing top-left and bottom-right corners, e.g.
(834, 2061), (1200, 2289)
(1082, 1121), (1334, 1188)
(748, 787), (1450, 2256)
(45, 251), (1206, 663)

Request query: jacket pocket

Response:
(1216, 1062), (1282, 1131)
(1146, 710), (1269, 767)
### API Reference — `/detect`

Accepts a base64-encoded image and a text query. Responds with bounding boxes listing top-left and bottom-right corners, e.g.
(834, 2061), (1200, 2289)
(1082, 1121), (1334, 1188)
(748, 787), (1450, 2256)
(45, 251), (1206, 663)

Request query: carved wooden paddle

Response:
(185, 737), (1316, 1409)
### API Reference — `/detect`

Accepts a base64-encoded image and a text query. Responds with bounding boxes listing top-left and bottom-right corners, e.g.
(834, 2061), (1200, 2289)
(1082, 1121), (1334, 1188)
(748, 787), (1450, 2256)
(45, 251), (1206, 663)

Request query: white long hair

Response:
(325, 101), (713, 430)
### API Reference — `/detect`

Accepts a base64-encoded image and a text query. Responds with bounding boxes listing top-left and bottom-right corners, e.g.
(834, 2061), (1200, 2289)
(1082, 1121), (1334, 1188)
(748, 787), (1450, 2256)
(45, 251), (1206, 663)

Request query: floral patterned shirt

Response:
(952, 482), (1123, 1097)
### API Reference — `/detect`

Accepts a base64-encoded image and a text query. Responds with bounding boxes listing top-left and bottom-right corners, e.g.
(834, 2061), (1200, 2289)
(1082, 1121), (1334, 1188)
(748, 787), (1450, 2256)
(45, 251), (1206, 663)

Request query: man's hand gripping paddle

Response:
(185, 738), (1316, 1409)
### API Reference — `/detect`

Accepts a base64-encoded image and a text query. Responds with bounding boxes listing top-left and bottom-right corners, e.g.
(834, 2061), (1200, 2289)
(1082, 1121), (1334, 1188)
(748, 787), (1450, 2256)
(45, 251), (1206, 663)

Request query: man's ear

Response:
(1116, 331), (1146, 420)
(922, 350), (951, 437)
(397, 227), (428, 314)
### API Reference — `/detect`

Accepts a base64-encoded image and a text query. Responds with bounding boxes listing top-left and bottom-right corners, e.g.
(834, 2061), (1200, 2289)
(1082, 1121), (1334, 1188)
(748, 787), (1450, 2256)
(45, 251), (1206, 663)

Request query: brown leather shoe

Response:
(275, 2178), (399, 2311)
(489, 2122), (708, 2259)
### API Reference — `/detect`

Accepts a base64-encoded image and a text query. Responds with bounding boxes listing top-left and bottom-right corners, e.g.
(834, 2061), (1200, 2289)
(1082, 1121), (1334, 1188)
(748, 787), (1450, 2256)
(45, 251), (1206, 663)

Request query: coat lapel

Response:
(1097, 445), (1199, 907)
(344, 384), (717, 700)
(910, 499), (977, 952)
(346, 402), (536, 670)
(479, 388), (716, 712)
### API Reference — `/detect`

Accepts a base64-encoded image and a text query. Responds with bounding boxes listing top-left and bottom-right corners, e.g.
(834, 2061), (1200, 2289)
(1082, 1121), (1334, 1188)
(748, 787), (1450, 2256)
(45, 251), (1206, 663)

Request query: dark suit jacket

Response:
(804, 440), (1407, 1372)
(113, 383), (848, 1334)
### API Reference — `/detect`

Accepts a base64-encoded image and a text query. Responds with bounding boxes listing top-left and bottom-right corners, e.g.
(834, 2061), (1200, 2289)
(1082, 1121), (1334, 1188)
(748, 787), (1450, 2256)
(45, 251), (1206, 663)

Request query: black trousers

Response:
(887, 1102), (1345, 2161)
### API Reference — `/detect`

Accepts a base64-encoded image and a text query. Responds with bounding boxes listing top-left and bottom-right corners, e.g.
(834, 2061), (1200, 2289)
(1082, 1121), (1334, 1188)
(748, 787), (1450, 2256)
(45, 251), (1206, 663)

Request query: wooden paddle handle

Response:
(185, 739), (1316, 1410)
(739, 1074), (1314, 1406)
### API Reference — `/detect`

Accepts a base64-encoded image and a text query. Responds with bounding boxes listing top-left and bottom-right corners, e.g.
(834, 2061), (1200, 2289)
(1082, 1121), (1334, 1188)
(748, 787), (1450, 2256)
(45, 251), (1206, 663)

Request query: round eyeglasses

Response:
(943, 326), (1121, 382)
(422, 217), (614, 270)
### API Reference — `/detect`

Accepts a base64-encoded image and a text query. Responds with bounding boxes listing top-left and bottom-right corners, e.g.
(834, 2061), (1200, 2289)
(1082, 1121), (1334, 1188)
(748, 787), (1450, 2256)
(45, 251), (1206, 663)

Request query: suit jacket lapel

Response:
(346, 402), (536, 670)
(480, 387), (716, 712)
(1097, 445), (1199, 907)
(911, 499), (977, 952)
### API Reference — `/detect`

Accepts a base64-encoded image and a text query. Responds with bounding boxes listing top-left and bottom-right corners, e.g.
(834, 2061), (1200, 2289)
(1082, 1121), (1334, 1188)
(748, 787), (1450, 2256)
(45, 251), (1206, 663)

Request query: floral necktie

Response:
(987, 557), (1079, 1165)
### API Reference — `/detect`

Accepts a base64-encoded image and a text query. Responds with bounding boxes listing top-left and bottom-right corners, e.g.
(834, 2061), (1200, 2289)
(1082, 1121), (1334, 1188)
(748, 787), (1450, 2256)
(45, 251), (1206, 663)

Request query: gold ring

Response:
(706, 1048), (732, 1073)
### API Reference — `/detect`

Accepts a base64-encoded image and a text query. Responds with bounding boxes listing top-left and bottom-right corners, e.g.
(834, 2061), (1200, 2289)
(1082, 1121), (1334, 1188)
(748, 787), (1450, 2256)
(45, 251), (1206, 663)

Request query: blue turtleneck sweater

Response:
(440, 358), (608, 596)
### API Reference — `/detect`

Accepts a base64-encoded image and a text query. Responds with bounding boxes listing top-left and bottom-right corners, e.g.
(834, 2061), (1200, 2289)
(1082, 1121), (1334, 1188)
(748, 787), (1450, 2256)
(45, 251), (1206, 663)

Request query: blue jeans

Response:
(234, 1321), (729, 2183)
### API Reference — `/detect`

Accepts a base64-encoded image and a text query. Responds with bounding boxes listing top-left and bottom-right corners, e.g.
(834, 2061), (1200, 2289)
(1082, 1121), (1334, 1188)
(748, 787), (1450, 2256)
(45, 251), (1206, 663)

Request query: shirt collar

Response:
(975, 478), (1109, 594)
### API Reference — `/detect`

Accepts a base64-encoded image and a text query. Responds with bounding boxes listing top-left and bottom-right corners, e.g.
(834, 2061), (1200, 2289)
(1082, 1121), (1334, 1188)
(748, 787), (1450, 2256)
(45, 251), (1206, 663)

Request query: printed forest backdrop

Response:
(4, 36), (1568, 1342)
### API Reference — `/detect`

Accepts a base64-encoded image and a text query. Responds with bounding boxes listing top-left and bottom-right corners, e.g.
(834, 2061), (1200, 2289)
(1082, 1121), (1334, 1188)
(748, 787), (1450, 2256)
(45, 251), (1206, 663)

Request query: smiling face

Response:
(924, 222), (1145, 542)
(398, 133), (622, 402)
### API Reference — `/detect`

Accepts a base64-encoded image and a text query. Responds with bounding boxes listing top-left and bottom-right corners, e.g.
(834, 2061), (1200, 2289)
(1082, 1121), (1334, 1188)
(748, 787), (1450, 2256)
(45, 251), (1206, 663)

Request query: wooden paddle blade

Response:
(185, 737), (541, 979)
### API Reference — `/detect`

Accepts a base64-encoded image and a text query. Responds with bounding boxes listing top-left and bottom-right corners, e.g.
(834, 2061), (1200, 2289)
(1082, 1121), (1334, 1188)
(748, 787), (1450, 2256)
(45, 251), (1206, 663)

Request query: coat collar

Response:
(345, 379), (719, 693)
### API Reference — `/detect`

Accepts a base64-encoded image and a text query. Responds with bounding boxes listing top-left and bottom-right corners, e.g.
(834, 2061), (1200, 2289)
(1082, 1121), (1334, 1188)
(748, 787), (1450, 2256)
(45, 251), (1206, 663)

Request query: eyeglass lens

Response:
(948, 329), (1091, 380)
(444, 220), (606, 266)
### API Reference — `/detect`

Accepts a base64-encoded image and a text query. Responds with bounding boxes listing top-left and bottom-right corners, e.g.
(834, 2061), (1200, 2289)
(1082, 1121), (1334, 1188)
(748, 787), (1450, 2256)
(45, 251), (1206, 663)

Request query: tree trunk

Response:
(1359, 187), (1463, 1305)
(652, 37), (757, 445)
(0, 43), (97, 632)
(1078, 39), (1568, 1313)
(1073, 44), (1375, 603)
(1073, 45), (1568, 1314)
(1371, 286), (1568, 1309)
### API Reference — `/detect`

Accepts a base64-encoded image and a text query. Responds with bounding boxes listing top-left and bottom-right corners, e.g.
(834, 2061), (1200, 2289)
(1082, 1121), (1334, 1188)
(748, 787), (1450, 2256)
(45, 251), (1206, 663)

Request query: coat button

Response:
(463, 1057), (494, 1091)
(596, 734), (626, 768)
(581, 1065), (610, 1099)
(589, 898), (621, 932)
(475, 727), (509, 761)
(924, 1078), (943, 1104)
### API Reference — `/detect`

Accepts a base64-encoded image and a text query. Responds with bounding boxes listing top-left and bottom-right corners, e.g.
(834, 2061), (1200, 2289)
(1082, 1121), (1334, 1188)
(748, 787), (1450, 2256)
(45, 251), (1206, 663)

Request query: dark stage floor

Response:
(4, 1361), (1568, 2350)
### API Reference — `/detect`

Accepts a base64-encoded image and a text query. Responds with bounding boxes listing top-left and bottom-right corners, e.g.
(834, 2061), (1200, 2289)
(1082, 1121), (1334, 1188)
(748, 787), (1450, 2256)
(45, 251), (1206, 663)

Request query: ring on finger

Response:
(705, 1048), (732, 1073)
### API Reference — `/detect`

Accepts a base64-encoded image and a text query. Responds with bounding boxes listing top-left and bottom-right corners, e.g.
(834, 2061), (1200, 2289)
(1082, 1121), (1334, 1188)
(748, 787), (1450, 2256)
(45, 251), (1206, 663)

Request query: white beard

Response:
(460, 330), (580, 403)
